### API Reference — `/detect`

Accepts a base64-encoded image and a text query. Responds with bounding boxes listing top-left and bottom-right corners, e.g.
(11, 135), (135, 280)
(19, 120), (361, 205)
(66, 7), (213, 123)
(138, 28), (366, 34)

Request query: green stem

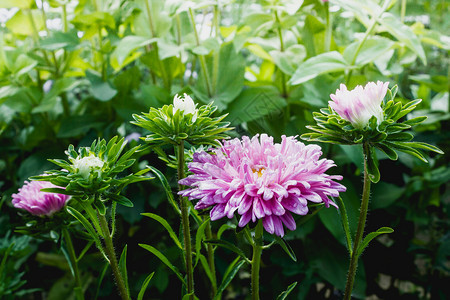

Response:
(205, 219), (217, 296)
(189, 7), (213, 97)
(400, 0), (406, 23)
(251, 220), (263, 300)
(177, 142), (195, 299)
(98, 212), (130, 300)
(274, 11), (288, 99)
(343, 142), (372, 299)
(62, 227), (84, 300)
(324, 1), (332, 52)
(345, 0), (391, 84)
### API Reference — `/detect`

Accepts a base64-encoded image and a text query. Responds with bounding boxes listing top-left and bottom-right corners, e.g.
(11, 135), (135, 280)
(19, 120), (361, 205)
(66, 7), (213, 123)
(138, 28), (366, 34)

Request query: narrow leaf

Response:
(195, 218), (210, 265)
(137, 272), (155, 300)
(147, 165), (180, 215)
(335, 196), (353, 255)
(214, 258), (246, 300)
(357, 227), (394, 257)
(139, 243), (186, 285)
(277, 282), (298, 300)
(274, 236), (297, 262)
(204, 239), (251, 263)
(108, 194), (134, 207)
(66, 206), (107, 260)
(142, 213), (182, 250)
(366, 146), (380, 183)
(118, 245), (130, 297)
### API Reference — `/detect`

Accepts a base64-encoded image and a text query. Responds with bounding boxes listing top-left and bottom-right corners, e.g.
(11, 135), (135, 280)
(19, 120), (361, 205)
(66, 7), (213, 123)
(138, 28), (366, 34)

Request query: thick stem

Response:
(343, 142), (372, 299)
(62, 227), (84, 300)
(177, 142), (195, 299)
(204, 219), (217, 296)
(251, 220), (263, 300)
(98, 213), (130, 300)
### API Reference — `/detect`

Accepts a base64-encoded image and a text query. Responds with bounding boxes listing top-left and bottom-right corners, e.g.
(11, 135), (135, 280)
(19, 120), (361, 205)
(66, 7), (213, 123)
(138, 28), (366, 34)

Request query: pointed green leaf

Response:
(147, 165), (180, 215)
(119, 245), (130, 297)
(335, 196), (353, 254)
(214, 257), (247, 300)
(276, 282), (298, 300)
(108, 194), (134, 208)
(274, 236), (297, 262)
(137, 272), (155, 300)
(204, 239), (251, 264)
(66, 206), (107, 260)
(142, 213), (182, 250)
(195, 218), (210, 265)
(139, 243), (186, 285)
(366, 146), (380, 183)
(40, 188), (81, 196)
(376, 143), (398, 161)
(357, 227), (394, 257)
(406, 142), (444, 155)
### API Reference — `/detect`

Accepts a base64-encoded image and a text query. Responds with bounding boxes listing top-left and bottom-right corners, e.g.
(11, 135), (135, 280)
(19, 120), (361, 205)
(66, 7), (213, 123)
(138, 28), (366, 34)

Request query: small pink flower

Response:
(12, 180), (70, 217)
(179, 134), (346, 237)
(329, 81), (389, 129)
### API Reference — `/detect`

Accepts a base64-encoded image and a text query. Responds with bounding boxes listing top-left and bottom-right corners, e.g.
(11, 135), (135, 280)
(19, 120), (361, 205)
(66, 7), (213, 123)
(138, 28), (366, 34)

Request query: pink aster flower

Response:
(329, 81), (389, 129)
(179, 134), (346, 237)
(12, 180), (70, 217)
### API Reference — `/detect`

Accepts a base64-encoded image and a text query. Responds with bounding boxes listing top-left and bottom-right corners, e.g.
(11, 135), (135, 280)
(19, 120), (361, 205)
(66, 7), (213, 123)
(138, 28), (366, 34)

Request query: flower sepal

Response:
(132, 94), (232, 147)
(302, 84), (443, 168)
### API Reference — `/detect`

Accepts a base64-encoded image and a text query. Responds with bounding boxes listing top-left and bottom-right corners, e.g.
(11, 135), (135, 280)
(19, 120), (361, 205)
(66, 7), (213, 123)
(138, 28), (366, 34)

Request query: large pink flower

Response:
(12, 180), (70, 217)
(179, 134), (346, 236)
(329, 81), (389, 129)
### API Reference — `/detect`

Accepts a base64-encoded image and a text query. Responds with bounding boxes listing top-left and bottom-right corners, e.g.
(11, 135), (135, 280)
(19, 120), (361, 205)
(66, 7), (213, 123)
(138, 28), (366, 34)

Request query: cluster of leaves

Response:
(132, 102), (231, 146)
(302, 85), (444, 182)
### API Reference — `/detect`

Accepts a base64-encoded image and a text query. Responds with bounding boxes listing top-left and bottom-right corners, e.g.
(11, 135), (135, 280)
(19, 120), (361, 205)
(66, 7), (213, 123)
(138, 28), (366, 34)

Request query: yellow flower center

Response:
(252, 167), (265, 178)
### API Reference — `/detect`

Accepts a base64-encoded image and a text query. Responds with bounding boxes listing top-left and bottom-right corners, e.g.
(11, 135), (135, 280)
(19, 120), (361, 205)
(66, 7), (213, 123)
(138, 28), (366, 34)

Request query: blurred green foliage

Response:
(0, 0), (448, 299)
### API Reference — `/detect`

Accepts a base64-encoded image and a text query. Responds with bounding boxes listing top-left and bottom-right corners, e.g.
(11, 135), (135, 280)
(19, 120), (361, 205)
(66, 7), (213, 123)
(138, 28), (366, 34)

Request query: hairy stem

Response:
(343, 142), (372, 299)
(177, 142), (195, 299)
(62, 227), (84, 300)
(98, 212), (130, 300)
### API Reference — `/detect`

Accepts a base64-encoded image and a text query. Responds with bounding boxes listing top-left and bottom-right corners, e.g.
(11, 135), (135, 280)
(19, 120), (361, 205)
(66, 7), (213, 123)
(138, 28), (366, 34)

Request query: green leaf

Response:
(371, 182), (404, 210)
(137, 272), (155, 300)
(108, 194), (134, 208)
(0, 0), (33, 9)
(193, 42), (245, 110)
(276, 282), (298, 300)
(226, 86), (286, 125)
(111, 36), (158, 71)
(366, 146), (380, 183)
(204, 239), (251, 264)
(213, 257), (247, 300)
(147, 165), (180, 215)
(343, 36), (395, 67)
(376, 143), (398, 160)
(40, 188), (81, 196)
(40, 30), (80, 51)
(66, 206), (107, 260)
(119, 245), (130, 297)
(195, 218), (210, 265)
(357, 227), (394, 257)
(6, 10), (44, 36)
(386, 132), (414, 142)
(274, 236), (297, 262)
(86, 70), (117, 102)
(142, 213), (182, 250)
(139, 244), (186, 285)
(198, 254), (215, 288)
(379, 12), (426, 64)
(335, 196), (353, 254)
(289, 51), (352, 85)
(406, 141), (444, 155)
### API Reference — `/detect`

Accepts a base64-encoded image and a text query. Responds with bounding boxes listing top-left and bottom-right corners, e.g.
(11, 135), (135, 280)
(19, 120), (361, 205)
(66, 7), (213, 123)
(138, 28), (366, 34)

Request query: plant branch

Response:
(251, 220), (263, 300)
